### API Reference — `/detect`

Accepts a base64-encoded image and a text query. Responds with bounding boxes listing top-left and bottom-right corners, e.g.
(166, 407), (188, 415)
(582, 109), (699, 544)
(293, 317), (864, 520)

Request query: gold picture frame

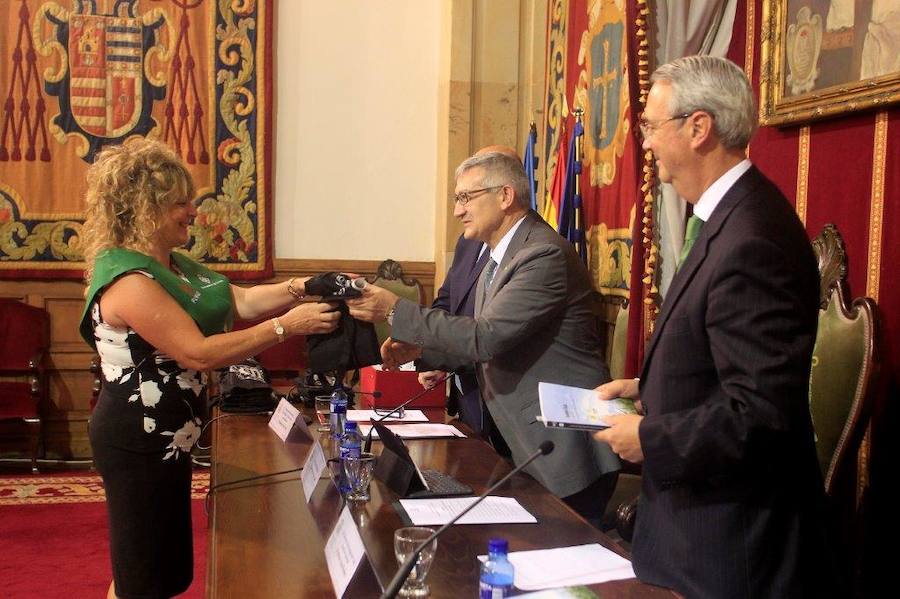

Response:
(759, 1), (900, 126)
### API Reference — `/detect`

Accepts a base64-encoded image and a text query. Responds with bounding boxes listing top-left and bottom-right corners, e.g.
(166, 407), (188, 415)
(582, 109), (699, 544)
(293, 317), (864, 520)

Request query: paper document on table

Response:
(346, 409), (428, 422)
(359, 423), (465, 439)
(538, 382), (637, 431)
(514, 589), (599, 598)
(477, 544), (634, 590)
(399, 496), (537, 525)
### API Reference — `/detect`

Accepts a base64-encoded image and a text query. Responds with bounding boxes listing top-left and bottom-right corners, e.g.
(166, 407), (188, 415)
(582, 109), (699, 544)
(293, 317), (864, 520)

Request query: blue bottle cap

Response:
(488, 538), (508, 554)
(344, 421), (358, 431)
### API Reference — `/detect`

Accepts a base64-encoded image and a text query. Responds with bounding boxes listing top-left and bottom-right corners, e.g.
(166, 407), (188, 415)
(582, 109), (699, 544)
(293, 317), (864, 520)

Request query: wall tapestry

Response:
(0, 0), (273, 280)
(544, 0), (652, 374)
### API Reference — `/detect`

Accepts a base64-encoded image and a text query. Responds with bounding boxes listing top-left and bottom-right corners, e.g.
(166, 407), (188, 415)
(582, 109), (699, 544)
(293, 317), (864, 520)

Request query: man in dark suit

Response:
(417, 145), (515, 456)
(594, 56), (834, 597)
(349, 152), (619, 523)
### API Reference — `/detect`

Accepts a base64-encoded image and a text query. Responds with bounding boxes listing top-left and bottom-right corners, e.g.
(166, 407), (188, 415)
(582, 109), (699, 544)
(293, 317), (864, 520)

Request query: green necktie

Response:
(677, 215), (704, 270)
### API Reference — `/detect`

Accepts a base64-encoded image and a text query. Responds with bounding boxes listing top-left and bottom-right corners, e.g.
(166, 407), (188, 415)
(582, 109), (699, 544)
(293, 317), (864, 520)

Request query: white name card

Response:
(325, 506), (367, 599)
(300, 441), (327, 502)
(267, 397), (311, 442)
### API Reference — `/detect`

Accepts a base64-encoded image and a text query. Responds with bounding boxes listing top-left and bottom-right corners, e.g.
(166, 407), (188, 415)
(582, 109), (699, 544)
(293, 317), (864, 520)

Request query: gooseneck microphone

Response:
(353, 390), (383, 399)
(361, 370), (455, 453)
(380, 440), (555, 599)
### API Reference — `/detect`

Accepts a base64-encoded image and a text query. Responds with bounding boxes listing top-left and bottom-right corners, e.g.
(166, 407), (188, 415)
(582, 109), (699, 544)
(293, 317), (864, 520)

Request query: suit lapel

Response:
(642, 167), (764, 373)
(475, 212), (539, 315)
(481, 212), (538, 311)
(452, 244), (489, 314)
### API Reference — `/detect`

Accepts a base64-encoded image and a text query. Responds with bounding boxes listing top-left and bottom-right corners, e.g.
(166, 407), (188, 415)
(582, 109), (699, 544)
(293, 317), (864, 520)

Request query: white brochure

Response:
(399, 496), (537, 525)
(299, 441), (327, 503)
(267, 397), (311, 442)
(359, 423), (466, 439)
(477, 543), (635, 590)
(537, 382), (637, 431)
(325, 506), (367, 599)
(347, 409), (429, 422)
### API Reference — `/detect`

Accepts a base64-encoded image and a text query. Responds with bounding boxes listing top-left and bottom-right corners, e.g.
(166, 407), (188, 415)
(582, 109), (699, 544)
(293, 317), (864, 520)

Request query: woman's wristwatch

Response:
(271, 317), (285, 343)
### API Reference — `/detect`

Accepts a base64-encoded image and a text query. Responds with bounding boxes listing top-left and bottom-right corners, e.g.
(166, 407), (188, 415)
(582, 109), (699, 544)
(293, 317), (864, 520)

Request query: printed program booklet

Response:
(537, 382), (637, 431)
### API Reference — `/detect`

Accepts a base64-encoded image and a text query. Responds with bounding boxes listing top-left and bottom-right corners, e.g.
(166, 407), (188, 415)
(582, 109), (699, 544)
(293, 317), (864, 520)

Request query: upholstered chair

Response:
(0, 299), (50, 472)
(367, 259), (425, 344)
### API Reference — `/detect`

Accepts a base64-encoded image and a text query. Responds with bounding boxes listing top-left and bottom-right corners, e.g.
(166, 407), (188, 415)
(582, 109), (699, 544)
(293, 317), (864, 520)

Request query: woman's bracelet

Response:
(287, 277), (305, 300)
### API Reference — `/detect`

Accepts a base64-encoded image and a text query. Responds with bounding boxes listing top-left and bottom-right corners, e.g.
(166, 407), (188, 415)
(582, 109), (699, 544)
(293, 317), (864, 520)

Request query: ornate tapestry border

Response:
(0, 0), (274, 280)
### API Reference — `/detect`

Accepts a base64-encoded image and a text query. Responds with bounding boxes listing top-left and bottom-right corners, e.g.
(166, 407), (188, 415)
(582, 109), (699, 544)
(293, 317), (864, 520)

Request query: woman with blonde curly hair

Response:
(79, 137), (339, 599)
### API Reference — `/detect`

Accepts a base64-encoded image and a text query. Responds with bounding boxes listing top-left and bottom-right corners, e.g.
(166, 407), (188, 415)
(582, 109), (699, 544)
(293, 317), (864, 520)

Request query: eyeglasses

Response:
(453, 185), (503, 206)
(638, 113), (692, 139)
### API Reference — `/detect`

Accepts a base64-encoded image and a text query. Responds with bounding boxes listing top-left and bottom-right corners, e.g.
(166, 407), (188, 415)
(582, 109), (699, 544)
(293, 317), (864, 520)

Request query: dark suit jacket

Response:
(392, 212), (619, 498)
(634, 167), (834, 598)
(420, 234), (488, 432)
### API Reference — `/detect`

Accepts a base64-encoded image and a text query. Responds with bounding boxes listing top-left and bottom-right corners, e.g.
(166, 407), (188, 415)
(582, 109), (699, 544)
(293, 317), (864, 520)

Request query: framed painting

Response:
(759, 0), (900, 126)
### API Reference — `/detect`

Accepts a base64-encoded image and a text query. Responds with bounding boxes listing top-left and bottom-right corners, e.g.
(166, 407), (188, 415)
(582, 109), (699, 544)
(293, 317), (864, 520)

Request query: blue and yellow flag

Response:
(523, 123), (539, 211)
(557, 117), (586, 263)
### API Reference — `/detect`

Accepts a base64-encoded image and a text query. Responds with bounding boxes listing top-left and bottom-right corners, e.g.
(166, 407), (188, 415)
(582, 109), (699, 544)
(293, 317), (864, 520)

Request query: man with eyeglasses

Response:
(349, 151), (620, 525)
(416, 145), (517, 457)
(592, 55), (834, 597)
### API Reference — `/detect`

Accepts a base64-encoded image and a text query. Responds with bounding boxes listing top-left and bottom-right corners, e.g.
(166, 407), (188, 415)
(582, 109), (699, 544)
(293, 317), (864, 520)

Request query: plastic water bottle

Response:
(338, 421), (362, 494)
(329, 387), (348, 438)
(479, 538), (514, 598)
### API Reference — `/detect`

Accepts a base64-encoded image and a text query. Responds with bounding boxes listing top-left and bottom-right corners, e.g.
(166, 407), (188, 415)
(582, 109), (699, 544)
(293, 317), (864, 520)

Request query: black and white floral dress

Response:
(89, 297), (206, 598)
(91, 300), (205, 457)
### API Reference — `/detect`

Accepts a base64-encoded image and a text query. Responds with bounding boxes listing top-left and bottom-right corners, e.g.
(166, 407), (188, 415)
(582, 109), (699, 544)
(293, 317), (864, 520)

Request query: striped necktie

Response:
(483, 258), (498, 290)
(677, 215), (704, 270)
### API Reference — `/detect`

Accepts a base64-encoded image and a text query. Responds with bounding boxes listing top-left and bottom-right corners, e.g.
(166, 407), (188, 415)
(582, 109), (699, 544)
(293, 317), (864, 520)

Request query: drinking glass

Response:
(315, 395), (332, 432)
(393, 526), (437, 597)
(327, 458), (349, 497)
(344, 453), (376, 501)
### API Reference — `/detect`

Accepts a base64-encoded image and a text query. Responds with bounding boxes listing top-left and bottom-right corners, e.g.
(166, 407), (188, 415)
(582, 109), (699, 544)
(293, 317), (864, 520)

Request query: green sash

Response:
(80, 248), (234, 349)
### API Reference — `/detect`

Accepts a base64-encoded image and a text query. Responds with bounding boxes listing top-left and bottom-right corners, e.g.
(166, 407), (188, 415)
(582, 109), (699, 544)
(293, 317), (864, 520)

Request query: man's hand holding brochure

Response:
(537, 382), (637, 431)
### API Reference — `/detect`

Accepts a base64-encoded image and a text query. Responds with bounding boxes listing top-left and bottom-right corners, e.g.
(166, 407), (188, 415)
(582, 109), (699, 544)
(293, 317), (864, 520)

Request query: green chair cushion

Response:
(808, 291), (867, 480)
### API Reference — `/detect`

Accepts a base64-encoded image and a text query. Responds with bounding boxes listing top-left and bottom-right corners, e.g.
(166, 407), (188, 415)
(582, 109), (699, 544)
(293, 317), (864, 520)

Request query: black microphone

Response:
(362, 370), (455, 453)
(380, 441), (555, 599)
(353, 390), (383, 398)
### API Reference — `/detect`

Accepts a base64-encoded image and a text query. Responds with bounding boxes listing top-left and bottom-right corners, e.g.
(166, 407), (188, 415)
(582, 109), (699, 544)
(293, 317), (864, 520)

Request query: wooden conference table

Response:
(206, 409), (676, 598)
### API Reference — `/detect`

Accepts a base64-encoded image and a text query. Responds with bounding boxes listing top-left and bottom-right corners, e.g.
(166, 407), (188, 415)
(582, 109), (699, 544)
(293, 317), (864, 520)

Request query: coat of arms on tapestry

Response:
(0, 0), (273, 279)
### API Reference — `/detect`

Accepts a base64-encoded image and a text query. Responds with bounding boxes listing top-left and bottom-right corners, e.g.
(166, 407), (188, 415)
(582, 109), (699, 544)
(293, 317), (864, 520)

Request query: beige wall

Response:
(274, 0), (444, 262)
(274, 0), (547, 282)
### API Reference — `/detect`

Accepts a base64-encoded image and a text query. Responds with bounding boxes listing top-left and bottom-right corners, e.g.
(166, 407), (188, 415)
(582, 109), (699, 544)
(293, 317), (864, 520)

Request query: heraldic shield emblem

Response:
(574, 0), (630, 188)
(34, 0), (170, 162)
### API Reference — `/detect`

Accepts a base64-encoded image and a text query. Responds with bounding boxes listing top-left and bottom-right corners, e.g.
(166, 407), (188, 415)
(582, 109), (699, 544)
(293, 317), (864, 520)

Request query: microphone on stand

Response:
(353, 390), (383, 399)
(380, 441), (556, 599)
(362, 370), (455, 453)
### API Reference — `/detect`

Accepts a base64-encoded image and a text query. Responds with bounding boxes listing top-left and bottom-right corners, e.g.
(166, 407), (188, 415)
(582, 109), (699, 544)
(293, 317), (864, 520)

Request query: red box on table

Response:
(358, 366), (446, 408)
